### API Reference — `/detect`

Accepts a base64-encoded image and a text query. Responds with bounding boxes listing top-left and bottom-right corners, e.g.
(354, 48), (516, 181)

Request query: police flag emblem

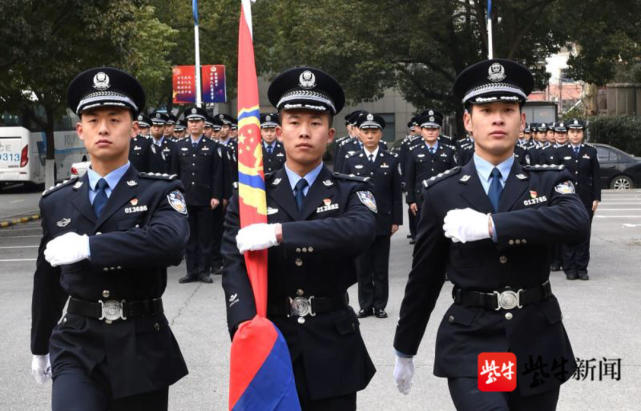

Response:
(555, 181), (575, 194)
(356, 191), (377, 213)
(167, 190), (188, 214)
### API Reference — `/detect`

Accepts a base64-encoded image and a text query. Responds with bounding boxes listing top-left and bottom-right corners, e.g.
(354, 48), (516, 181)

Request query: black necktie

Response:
(93, 178), (109, 217)
(488, 168), (503, 212)
(267, 144), (273, 154)
(574, 146), (580, 156)
(294, 179), (308, 212)
(368, 154), (374, 163)
(429, 147), (435, 155)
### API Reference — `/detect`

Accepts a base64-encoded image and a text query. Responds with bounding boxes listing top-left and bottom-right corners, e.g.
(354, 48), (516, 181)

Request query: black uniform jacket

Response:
(343, 149), (403, 235)
(128, 134), (151, 172)
(171, 136), (223, 206)
(556, 144), (601, 210)
(221, 166), (377, 400)
(262, 141), (287, 174)
(394, 160), (590, 396)
(148, 137), (175, 174)
(405, 142), (457, 204)
(31, 166), (189, 398)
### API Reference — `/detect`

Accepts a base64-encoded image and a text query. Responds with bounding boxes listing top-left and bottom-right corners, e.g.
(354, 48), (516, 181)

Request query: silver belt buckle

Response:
(493, 290), (523, 310)
(289, 296), (316, 324)
(98, 299), (127, 323)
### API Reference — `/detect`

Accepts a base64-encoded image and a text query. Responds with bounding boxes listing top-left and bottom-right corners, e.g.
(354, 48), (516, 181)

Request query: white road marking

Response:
(0, 235), (41, 238)
(0, 258), (37, 262)
(622, 224), (641, 228)
(0, 245), (38, 249)
(595, 215), (641, 219)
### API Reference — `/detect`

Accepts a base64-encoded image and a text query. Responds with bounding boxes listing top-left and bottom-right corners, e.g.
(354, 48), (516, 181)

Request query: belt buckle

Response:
(289, 296), (316, 324)
(99, 299), (127, 323)
(493, 290), (524, 310)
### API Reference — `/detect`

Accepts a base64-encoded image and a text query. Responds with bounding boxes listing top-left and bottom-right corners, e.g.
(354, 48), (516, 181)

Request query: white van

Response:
(0, 126), (87, 186)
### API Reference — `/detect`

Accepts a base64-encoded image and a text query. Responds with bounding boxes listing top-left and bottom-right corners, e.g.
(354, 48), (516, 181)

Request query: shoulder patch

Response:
(522, 164), (565, 172)
(332, 171), (370, 183)
(139, 172), (178, 180)
(42, 176), (78, 197)
(422, 166), (462, 190)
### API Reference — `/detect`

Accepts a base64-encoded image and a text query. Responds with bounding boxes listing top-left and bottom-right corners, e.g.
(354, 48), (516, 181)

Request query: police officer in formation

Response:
(405, 110), (457, 225)
(260, 112), (287, 173)
(398, 116), (423, 242)
(129, 113), (152, 172)
(148, 111), (175, 173)
(555, 119), (600, 280)
(222, 66), (377, 410)
(30, 67), (189, 410)
(341, 112), (402, 319)
(332, 111), (361, 169)
(171, 106), (223, 283)
(393, 58), (589, 410)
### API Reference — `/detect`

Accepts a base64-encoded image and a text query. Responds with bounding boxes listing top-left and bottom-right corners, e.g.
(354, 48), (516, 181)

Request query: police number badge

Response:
(555, 181), (575, 194)
(356, 191), (377, 213)
(167, 190), (188, 214)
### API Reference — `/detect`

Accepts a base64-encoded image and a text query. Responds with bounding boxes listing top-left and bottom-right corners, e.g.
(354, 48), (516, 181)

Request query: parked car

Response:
(594, 143), (641, 189)
(70, 160), (90, 177)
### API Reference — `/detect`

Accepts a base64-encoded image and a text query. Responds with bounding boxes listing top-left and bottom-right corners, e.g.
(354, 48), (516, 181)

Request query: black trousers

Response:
(52, 356), (168, 411)
(292, 356), (356, 411)
(186, 205), (213, 277)
(562, 212), (593, 275)
(447, 377), (559, 411)
(408, 207), (417, 239)
(356, 234), (391, 310)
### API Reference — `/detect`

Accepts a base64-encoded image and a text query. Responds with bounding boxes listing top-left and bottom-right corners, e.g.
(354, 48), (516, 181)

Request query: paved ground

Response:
(0, 190), (639, 410)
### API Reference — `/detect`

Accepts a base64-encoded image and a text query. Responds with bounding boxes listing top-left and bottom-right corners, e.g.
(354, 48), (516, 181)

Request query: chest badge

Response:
(529, 190), (537, 199)
(354, 164), (364, 169)
(515, 173), (527, 180)
(459, 175), (471, 183)
(272, 177), (282, 186)
(322, 179), (334, 187)
(130, 198), (139, 206)
(126, 180), (137, 187)
(316, 198), (339, 213)
(56, 218), (71, 227)
(267, 207), (279, 215)
(380, 163), (389, 168)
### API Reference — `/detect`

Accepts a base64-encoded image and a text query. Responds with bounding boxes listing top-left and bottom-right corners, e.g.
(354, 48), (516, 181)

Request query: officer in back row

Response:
(30, 67), (189, 410)
(129, 113), (152, 172)
(148, 111), (175, 173)
(398, 116), (423, 242)
(342, 112), (403, 319)
(222, 66), (377, 410)
(171, 106), (223, 284)
(556, 119), (600, 280)
(393, 58), (590, 411)
(405, 110), (457, 227)
(260, 112), (286, 173)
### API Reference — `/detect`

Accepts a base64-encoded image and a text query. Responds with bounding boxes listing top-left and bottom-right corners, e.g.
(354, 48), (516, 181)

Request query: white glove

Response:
(443, 208), (491, 243)
(393, 355), (415, 395)
(44, 232), (90, 266)
(236, 223), (279, 253)
(31, 354), (51, 384)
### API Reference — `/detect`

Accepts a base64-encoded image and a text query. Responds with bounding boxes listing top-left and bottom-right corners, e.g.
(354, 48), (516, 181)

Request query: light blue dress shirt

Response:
(87, 161), (130, 204)
(284, 162), (323, 197)
(473, 154), (513, 194)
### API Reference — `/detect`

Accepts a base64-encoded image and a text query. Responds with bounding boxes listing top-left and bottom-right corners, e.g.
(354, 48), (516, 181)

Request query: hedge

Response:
(588, 116), (641, 156)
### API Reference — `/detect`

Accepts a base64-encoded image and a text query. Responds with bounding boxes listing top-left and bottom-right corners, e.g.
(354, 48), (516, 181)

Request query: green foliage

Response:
(589, 116), (641, 156)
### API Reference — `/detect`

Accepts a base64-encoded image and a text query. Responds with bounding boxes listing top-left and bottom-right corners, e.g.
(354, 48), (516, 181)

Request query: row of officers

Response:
(127, 108), (286, 283)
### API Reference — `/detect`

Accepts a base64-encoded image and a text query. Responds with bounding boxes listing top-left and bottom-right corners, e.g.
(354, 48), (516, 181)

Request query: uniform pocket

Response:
(444, 304), (479, 326)
(335, 312), (359, 335)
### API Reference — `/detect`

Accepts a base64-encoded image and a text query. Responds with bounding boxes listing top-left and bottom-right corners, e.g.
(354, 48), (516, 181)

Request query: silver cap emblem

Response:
(92, 72), (110, 90)
(299, 70), (316, 89)
(366, 114), (374, 121)
(487, 62), (506, 82)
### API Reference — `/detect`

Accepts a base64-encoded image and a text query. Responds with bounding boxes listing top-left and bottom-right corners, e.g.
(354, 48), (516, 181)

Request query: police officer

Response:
(172, 106), (223, 283)
(129, 113), (151, 172)
(405, 110), (457, 224)
(260, 112), (286, 173)
(30, 67), (189, 411)
(334, 111), (365, 172)
(343, 112), (402, 319)
(392, 59), (589, 410)
(556, 119), (600, 280)
(148, 111), (175, 173)
(222, 66), (377, 410)
(173, 117), (186, 140)
(398, 116), (423, 242)
(456, 132), (475, 166)
(164, 113), (177, 140)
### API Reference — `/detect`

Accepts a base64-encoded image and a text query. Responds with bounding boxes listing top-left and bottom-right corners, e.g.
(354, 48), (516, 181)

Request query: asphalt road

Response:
(0, 190), (639, 410)
(0, 184), (42, 221)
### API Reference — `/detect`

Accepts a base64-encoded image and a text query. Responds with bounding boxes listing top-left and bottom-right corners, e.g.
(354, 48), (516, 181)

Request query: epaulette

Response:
(421, 166), (462, 190)
(42, 176), (79, 197)
(522, 164), (565, 171)
(332, 171), (370, 183)
(139, 172), (178, 180)
(584, 143), (595, 148)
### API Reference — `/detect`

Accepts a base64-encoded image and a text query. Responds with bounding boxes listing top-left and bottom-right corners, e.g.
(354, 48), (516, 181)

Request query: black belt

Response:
(453, 281), (552, 310)
(267, 294), (349, 318)
(67, 297), (163, 322)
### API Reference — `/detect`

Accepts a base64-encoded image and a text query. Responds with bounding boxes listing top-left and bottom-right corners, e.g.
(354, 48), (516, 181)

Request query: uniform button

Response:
(103, 267), (109, 272)
(295, 258), (303, 267)
(116, 266), (122, 270)
(296, 248), (301, 253)
(515, 239), (521, 245)
(192, 163), (196, 166)
(135, 224), (139, 228)
(154, 322), (160, 331)
(102, 290), (110, 298)
(499, 255), (508, 264)
(302, 247), (307, 253)
(522, 239), (527, 244)
(505, 312), (513, 320)
(63, 317), (67, 323)
(296, 289), (304, 296)
(308, 246), (314, 252)
(96, 232), (102, 235)
(508, 239), (514, 245)
(191, 182), (195, 185)
(448, 315), (455, 323)
(192, 172), (195, 175)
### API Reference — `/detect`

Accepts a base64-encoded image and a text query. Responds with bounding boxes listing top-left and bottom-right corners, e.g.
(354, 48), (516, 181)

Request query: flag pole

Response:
(487, 0), (493, 59)
(193, 0), (202, 107)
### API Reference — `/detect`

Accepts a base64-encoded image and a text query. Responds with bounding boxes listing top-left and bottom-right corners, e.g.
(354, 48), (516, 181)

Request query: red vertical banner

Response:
(172, 65), (197, 104)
